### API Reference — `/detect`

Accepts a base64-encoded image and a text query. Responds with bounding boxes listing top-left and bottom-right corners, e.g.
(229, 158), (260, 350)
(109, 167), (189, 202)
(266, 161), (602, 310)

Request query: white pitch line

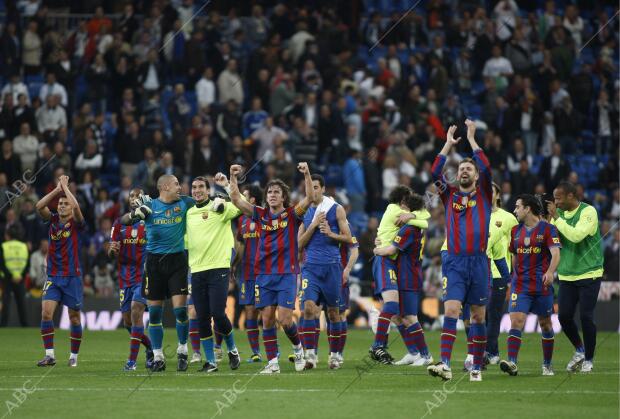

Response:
(0, 387), (617, 395)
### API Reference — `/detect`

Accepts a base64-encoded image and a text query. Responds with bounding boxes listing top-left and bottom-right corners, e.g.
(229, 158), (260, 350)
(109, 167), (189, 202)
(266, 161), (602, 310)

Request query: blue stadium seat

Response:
(24, 74), (44, 84)
(27, 82), (43, 100)
(325, 164), (344, 187)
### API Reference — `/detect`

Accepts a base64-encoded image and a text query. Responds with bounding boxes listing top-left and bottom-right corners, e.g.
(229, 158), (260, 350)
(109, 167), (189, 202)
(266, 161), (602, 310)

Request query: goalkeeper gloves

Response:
(131, 205), (152, 220)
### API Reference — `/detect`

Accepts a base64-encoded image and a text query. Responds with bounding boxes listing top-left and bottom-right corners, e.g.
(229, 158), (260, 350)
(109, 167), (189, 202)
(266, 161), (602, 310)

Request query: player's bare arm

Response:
(373, 245), (398, 257)
(59, 175), (84, 223)
(320, 205), (352, 244)
(543, 246), (561, 287)
(229, 165), (254, 217)
(35, 180), (62, 221)
(298, 211), (325, 250)
(343, 246), (359, 285)
(294, 162), (314, 213)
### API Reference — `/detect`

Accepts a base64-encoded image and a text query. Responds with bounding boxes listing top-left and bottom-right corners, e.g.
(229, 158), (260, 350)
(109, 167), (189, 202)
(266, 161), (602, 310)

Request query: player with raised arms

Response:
(120, 174), (194, 372)
(297, 174), (352, 370)
(427, 119), (493, 382)
(229, 162), (314, 374)
(109, 188), (154, 371)
(35, 175), (85, 367)
(499, 194), (561, 376)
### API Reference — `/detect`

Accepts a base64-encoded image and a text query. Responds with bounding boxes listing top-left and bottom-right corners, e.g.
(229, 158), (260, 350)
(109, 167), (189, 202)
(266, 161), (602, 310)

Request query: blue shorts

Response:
(372, 256), (398, 295)
(187, 272), (194, 306)
(255, 274), (297, 309)
(42, 276), (83, 311)
(300, 263), (342, 308)
(238, 279), (257, 306)
(398, 290), (420, 316)
(442, 253), (490, 305)
(120, 284), (147, 313)
(339, 284), (350, 313)
(509, 291), (554, 317)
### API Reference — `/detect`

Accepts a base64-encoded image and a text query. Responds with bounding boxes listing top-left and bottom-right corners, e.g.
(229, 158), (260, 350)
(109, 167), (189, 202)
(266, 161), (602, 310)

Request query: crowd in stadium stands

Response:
(0, 1), (618, 312)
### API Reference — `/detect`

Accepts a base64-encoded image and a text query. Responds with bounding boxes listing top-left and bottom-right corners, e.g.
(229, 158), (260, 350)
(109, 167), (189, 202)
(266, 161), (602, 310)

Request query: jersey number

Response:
(42, 280), (52, 296)
(419, 236), (426, 261)
(388, 270), (397, 284)
(119, 289), (125, 304)
(302, 279), (309, 290)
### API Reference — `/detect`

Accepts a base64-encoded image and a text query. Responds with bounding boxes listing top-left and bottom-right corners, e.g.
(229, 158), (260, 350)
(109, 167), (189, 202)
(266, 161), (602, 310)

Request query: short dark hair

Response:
(6, 223), (23, 241)
(458, 157), (480, 173)
(492, 182), (501, 207)
(517, 194), (542, 216)
(192, 176), (210, 189)
(388, 185), (412, 205)
(264, 179), (291, 208)
(311, 174), (325, 188)
(555, 181), (577, 197)
(406, 194), (425, 212)
(242, 184), (264, 205)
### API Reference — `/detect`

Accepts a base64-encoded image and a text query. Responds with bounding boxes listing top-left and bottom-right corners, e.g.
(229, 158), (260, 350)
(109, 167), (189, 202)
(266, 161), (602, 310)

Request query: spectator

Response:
(75, 140), (103, 178)
(1, 139), (22, 184)
(137, 49), (163, 94)
(216, 99), (242, 146)
(39, 72), (68, 108)
(251, 116), (288, 160)
(12, 123), (39, 172)
(195, 67), (216, 110)
(217, 59), (243, 105)
(28, 238), (48, 294)
(505, 28), (532, 74)
(511, 159), (537, 196)
(563, 5), (584, 51)
(168, 83), (192, 131)
(342, 149), (366, 213)
(554, 96), (582, 154)
(507, 138), (533, 175)
(270, 72), (295, 116)
(153, 151), (183, 181)
(1, 23), (21, 78)
(242, 97), (268, 138)
(35, 95), (67, 140)
(116, 121), (144, 178)
(539, 142), (571, 192)
(1, 74), (29, 105)
(13, 94), (36, 133)
(482, 44), (514, 91)
(22, 21), (42, 76)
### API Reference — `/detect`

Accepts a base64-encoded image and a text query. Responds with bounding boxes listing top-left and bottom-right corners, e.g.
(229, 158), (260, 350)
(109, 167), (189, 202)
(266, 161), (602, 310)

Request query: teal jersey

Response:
(144, 196), (195, 254)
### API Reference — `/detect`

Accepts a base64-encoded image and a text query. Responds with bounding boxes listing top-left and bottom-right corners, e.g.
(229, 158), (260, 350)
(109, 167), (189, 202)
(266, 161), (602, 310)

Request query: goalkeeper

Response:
(120, 174), (195, 372)
(185, 174), (243, 373)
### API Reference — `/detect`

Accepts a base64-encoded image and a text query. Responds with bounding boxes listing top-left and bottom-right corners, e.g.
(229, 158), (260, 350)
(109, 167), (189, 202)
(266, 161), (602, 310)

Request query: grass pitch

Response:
(0, 328), (617, 419)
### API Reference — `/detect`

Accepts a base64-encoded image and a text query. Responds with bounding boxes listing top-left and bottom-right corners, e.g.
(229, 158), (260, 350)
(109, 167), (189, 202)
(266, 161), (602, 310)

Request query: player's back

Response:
(393, 224), (425, 291)
(304, 205), (341, 264)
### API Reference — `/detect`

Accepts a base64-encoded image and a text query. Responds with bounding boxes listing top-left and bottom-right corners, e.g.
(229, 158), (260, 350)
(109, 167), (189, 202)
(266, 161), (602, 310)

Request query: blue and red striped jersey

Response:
(431, 149), (493, 256)
(252, 205), (306, 275)
(236, 215), (260, 281)
(111, 219), (147, 288)
(509, 221), (561, 295)
(47, 212), (85, 277)
(392, 225), (425, 291)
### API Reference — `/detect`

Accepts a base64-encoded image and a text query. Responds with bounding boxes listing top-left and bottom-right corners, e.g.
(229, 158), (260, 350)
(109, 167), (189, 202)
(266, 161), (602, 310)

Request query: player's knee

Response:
(41, 310), (53, 321)
(245, 306), (256, 319)
(326, 308), (339, 322)
(187, 305), (197, 318)
(539, 319), (553, 332)
(68, 310), (81, 325)
(303, 301), (316, 318)
(173, 306), (188, 322)
(148, 305), (163, 323)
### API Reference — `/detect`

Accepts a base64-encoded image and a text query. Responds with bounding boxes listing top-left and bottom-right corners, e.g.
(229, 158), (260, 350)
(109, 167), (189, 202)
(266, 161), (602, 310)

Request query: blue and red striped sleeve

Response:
(473, 149), (493, 204)
(393, 225), (414, 251)
(431, 154), (449, 202)
(546, 224), (562, 249)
